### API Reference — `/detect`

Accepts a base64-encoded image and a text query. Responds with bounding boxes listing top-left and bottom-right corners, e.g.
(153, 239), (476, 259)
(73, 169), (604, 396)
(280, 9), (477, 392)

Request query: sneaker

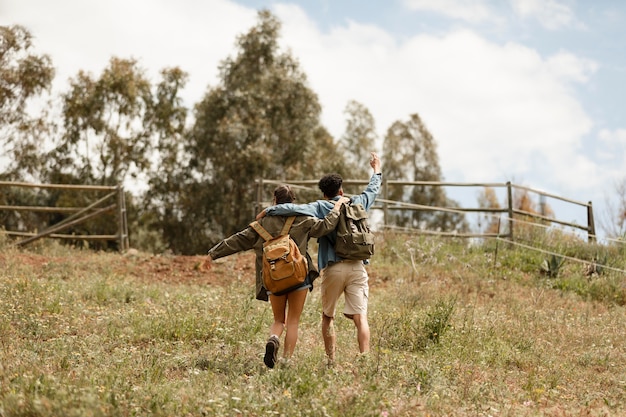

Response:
(264, 335), (280, 369)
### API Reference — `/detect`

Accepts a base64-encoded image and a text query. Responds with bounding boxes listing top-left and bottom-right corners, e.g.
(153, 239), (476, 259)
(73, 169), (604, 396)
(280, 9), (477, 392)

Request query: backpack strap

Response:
(250, 221), (273, 242)
(250, 216), (296, 242)
(280, 216), (296, 236)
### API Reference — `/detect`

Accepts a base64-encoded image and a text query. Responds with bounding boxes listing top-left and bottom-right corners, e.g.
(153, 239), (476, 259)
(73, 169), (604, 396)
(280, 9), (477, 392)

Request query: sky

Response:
(2, 0), (625, 239)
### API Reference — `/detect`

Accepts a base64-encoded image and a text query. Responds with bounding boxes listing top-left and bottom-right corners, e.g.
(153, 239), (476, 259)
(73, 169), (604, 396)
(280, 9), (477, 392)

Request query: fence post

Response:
(587, 201), (596, 242)
(383, 178), (388, 227)
(255, 178), (264, 218)
(117, 185), (129, 252)
(507, 181), (514, 241)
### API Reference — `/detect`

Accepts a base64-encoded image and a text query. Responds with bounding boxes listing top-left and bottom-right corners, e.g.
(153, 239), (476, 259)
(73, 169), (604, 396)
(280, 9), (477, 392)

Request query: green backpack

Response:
(334, 202), (375, 260)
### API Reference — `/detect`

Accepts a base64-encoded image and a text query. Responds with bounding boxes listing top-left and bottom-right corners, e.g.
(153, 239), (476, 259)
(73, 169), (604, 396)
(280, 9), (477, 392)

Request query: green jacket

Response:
(207, 208), (341, 301)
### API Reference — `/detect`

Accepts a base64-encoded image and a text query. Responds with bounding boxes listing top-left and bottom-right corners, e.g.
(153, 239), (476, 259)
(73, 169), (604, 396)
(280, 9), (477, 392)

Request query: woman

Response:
(203, 185), (348, 368)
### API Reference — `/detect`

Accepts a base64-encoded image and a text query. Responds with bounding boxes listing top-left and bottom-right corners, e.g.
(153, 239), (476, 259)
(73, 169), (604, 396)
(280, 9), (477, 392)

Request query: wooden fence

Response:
(0, 181), (129, 251)
(254, 179), (596, 242)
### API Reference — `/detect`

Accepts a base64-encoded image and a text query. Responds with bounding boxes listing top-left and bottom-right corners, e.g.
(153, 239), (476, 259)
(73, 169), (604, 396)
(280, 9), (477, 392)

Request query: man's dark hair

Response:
(318, 174), (343, 198)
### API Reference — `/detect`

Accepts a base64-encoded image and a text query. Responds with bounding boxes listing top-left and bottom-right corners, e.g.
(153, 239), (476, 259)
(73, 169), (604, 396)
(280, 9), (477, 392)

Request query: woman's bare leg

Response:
(269, 294), (287, 337)
(283, 289), (308, 358)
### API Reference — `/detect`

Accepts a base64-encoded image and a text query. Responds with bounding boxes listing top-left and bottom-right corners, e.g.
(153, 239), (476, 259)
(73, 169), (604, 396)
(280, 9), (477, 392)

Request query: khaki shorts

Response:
(320, 260), (369, 318)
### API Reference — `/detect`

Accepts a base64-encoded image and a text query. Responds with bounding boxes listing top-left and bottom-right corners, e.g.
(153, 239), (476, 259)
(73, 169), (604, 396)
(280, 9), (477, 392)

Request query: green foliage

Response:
(549, 273), (626, 306)
(187, 10), (331, 245)
(586, 252), (608, 276)
(540, 254), (565, 277)
(424, 298), (456, 344)
(139, 67), (190, 253)
(52, 57), (155, 186)
(338, 100), (378, 180)
(382, 113), (467, 233)
(0, 25), (55, 182)
(0, 185), (52, 234)
(379, 296), (456, 352)
(129, 220), (168, 254)
(0, 25), (54, 126)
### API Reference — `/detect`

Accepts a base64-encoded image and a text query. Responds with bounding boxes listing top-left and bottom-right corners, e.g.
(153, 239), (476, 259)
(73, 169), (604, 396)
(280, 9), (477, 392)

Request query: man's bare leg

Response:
(351, 313), (370, 353)
(322, 313), (336, 362)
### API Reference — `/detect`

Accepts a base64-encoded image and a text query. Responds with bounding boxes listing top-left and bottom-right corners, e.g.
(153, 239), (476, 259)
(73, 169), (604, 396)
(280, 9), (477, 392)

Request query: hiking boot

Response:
(264, 335), (280, 369)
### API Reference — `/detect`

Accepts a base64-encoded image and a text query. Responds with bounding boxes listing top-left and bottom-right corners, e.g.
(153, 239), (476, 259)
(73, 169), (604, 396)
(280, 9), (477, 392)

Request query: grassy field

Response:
(1, 232), (625, 416)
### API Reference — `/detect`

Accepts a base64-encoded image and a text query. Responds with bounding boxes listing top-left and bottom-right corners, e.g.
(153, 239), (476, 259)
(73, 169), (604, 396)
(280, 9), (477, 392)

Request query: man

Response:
(257, 152), (382, 363)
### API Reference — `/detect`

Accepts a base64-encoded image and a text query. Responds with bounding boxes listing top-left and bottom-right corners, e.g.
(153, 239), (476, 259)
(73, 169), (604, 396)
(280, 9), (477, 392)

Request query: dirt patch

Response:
(0, 250), (257, 287)
(118, 252), (257, 286)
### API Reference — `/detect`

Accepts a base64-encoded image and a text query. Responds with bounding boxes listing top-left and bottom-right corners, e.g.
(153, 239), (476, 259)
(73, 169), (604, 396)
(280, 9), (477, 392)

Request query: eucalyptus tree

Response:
(188, 9), (328, 240)
(140, 67), (192, 253)
(49, 57), (156, 187)
(338, 100), (378, 184)
(0, 25), (55, 181)
(0, 25), (56, 235)
(383, 113), (466, 232)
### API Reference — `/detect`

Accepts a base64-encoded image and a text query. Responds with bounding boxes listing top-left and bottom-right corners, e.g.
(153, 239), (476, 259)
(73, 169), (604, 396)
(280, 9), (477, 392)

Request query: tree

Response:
(49, 57), (154, 187)
(140, 67), (192, 253)
(477, 187), (503, 235)
(188, 10), (327, 243)
(476, 184), (556, 240)
(601, 178), (626, 240)
(338, 100), (377, 181)
(382, 113), (466, 231)
(511, 187), (555, 239)
(0, 25), (55, 181)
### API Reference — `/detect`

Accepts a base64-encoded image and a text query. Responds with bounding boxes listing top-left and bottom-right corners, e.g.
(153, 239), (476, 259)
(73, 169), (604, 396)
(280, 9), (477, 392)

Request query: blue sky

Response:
(2, 0), (625, 238)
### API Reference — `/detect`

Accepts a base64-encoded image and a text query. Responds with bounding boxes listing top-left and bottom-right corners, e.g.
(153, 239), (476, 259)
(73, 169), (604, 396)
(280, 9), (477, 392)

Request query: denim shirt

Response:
(265, 173), (382, 270)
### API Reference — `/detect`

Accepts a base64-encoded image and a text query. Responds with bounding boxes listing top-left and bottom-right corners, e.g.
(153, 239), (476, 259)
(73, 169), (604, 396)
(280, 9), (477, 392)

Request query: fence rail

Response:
(254, 179), (596, 241)
(0, 181), (129, 251)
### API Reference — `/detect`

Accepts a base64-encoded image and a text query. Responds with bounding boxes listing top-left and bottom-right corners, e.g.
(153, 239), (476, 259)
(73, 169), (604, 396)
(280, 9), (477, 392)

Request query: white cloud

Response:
(1, 0), (257, 108)
(599, 128), (626, 146)
(546, 51), (598, 83)
(276, 13), (597, 192)
(402, 0), (498, 24)
(510, 0), (582, 30)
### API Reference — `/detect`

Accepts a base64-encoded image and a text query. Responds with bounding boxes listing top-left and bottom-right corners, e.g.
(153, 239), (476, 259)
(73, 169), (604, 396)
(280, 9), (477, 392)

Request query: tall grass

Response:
(1, 233), (625, 416)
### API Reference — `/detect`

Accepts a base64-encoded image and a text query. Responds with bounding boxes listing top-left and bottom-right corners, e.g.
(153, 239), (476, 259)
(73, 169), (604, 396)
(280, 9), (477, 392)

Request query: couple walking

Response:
(204, 152), (382, 368)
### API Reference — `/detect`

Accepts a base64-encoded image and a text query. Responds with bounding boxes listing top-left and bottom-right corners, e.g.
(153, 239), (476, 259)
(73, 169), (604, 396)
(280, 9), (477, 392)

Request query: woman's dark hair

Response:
(274, 185), (296, 204)
(318, 173), (343, 198)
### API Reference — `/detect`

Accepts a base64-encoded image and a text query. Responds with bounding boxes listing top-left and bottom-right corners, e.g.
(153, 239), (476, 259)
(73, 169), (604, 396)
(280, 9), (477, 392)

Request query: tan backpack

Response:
(250, 217), (308, 295)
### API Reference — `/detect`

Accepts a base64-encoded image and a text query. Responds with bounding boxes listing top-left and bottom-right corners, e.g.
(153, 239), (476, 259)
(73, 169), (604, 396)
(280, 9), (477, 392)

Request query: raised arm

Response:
(351, 151), (383, 210)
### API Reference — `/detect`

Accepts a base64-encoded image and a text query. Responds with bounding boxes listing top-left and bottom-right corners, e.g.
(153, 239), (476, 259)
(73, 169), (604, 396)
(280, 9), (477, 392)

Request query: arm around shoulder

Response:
(309, 197), (349, 238)
(265, 202), (319, 217)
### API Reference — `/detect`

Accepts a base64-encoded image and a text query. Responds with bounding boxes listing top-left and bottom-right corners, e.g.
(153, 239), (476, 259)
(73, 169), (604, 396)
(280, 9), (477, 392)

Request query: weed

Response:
(423, 297), (456, 344)
(540, 254), (565, 277)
